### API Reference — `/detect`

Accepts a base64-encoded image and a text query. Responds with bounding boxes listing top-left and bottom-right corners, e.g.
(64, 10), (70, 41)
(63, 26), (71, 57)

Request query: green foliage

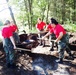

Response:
(9, 0), (76, 32)
(29, 27), (37, 33)
(64, 20), (76, 32)
(0, 21), (3, 26)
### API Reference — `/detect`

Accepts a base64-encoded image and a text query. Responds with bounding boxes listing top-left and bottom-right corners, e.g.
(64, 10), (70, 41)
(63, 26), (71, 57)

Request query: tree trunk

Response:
(61, 0), (65, 24)
(24, 0), (30, 29)
(28, 0), (33, 30)
(42, 8), (46, 21)
(72, 0), (76, 23)
(6, 0), (16, 25)
(46, 0), (50, 23)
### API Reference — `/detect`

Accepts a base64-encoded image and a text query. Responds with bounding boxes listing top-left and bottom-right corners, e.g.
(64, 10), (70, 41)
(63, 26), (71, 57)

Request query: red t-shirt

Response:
(2, 26), (13, 38)
(50, 24), (66, 38)
(47, 24), (52, 31)
(10, 25), (18, 32)
(36, 22), (46, 30)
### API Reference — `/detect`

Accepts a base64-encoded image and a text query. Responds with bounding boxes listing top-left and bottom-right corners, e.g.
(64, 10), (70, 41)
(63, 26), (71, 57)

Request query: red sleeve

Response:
(13, 25), (18, 32)
(50, 28), (54, 33)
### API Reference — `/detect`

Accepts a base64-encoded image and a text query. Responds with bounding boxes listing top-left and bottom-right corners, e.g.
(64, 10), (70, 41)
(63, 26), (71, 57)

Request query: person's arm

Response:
(42, 31), (51, 39)
(55, 32), (63, 42)
(10, 36), (16, 49)
(36, 24), (40, 32)
(15, 25), (18, 33)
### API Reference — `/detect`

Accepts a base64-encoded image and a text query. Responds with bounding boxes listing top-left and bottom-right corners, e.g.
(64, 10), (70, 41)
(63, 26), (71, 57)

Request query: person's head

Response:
(4, 20), (10, 25)
(50, 18), (58, 28)
(10, 21), (14, 25)
(37, 18), (42, 23)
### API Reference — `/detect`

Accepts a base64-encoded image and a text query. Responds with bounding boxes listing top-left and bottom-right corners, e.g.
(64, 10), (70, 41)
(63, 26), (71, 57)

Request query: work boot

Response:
(50, 48), (54, 51)
(68, 53), (74, 60)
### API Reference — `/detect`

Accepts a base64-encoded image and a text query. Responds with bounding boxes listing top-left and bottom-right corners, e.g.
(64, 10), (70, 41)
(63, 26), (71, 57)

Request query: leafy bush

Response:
(63, 24), (76, 32)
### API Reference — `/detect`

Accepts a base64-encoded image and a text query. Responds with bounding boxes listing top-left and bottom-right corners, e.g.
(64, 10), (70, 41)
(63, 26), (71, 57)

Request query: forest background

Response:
(0, 0), (76, 33)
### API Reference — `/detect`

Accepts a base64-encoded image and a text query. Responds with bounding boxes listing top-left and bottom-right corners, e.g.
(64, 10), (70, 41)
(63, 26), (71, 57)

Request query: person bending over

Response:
(42, 18), (73, 63)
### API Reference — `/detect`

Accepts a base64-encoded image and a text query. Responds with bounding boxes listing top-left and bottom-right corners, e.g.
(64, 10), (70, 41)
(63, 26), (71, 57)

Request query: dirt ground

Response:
(0, 32), (76, 75)
(0, 44), (76, 75)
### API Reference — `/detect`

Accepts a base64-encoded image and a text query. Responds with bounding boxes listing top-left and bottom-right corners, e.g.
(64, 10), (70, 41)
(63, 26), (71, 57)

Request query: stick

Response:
(15, 47), (31, 52)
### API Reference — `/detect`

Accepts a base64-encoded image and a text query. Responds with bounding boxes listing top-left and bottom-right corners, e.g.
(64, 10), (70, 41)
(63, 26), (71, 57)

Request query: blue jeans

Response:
(3, 38), (15, 65)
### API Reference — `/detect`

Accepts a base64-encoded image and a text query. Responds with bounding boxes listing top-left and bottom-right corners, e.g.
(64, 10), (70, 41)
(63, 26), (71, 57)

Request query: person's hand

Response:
(54, 40), (57, 43)
(14, 45), (16, 49)
(42, 36), (45, 40)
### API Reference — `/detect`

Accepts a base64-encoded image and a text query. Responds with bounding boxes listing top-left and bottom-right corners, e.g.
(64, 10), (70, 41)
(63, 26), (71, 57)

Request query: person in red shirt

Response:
(45, 22), (56, 51)
(36, 18), (46, 31)
(45, 23), (52, 32)
(2, 20), (16, 68)
(42, 18), (73, 63)
(10, 21), (20, 44)
(10, 22), (18, 32)
(36, 18), (46, 46)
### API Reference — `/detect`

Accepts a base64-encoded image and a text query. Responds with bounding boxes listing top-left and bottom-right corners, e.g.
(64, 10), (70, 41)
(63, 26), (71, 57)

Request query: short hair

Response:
(38, 18), (41, 20)
(4, 20), (10, 25)
(50, 18), (58, 25)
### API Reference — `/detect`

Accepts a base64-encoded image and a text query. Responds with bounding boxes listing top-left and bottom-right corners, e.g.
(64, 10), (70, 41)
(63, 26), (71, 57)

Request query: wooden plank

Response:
(15, 48), (31, 52)
(15, 47), (51, 55)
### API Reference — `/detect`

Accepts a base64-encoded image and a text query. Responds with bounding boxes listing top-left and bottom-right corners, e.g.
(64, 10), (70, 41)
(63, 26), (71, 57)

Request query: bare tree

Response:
(6, 0), (16, 25)
(46, 0), (50, 23)
(72, 0), (76, 23)
(28, 0), (33, 30)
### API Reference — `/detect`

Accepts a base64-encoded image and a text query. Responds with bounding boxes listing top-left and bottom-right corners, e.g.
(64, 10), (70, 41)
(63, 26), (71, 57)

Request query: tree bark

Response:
(46, 0), (50, 23)
(61, 0), (65, 24)
(72, 0), (76, 23)
(24, 0), (30, 29)
(42, 7), (46, 21)
(6, 0), (16, 25)
(28, 0), (33, 30)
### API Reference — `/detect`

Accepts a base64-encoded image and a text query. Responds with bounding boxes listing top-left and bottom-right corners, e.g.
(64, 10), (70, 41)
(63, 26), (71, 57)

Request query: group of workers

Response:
(1, 18), (74, 69)
(36, 18), (74, 63)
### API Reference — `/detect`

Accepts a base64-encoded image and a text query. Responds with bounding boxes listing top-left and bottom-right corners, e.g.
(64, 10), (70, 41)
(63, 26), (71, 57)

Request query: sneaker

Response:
(56, 59), (63, 64)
